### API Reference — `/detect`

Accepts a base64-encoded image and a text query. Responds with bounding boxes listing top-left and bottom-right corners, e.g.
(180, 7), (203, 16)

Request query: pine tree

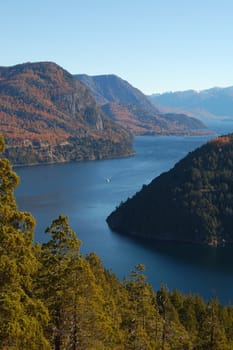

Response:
(222, 305), (233, 346)
(35, 215), (82, 350)
(85, 252), (126, 348)
(198, 298), (228, 350)
(124, 265), (162, 349)
(157, 284), (191, 349)
(37, 216), (126, 350)
(0, 136), (50, 349)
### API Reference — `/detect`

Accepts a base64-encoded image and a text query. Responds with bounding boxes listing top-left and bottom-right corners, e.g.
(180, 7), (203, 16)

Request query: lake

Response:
(15, 119), (233, 304)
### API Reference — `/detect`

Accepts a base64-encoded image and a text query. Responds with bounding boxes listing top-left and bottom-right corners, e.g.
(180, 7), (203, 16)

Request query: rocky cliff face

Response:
(107, 134), (233, 245)
(0, 62), (134, 165)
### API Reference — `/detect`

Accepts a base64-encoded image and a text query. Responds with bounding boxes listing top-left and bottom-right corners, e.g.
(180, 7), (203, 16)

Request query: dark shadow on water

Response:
(110, 229), (233, 273)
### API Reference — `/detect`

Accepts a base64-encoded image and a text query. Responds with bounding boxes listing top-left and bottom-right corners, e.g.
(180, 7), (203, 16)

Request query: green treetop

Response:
(0, 136), (50, 350)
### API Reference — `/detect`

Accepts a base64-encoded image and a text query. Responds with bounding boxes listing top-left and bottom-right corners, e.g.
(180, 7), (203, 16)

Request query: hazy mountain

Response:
(149, 87), (233, 120)
(0, 62), (134, 165)
(107, 133), (233, 245)
(76, 74), (207, 135)
(76, 74), (159, 112)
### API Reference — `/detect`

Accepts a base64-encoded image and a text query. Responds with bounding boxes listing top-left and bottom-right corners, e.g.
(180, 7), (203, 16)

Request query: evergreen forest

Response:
(1, 134), (233, 350)
(107, 134), (233, 246)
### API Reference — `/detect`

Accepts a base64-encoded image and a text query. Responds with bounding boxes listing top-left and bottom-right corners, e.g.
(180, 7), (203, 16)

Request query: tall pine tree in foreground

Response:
(35, 215), (82, 350)
(0, 136), (50, 350)
(36, 216), (125, 350)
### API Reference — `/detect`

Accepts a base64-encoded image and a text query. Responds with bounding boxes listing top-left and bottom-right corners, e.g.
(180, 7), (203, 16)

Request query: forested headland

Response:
(107, 134), (233, 246)
(1, 134), (233, 350)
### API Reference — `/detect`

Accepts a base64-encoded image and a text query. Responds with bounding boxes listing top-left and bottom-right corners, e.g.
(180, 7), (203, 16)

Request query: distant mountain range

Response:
(149, 87), (233, 120)
(107, 133), (233, 246)
(0, 62), (134, 165)
(76, 74), (207, 135)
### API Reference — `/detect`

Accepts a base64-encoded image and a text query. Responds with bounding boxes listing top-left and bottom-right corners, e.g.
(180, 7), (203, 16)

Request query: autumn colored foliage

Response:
(0, 62), (133, 165)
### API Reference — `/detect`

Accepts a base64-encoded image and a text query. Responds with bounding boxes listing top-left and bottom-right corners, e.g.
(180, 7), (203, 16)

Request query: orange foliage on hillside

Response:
(209, 135), (231, 145)
(0, 62), (131, 149)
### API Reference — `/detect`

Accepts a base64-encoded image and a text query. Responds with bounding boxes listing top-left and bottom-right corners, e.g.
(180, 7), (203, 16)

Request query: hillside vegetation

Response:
(1, 135), (233, 349)
(107, 134), (233, 246)
(0, 62), (133, 165)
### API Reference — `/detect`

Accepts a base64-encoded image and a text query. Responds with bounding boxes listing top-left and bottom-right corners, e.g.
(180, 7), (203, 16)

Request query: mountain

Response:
(107, 133), (233, 246)
(149, 87), (233, 120)
(0, 62), (134, 165)
(76, 74), (207, 135)
(76, 74), (159, 111)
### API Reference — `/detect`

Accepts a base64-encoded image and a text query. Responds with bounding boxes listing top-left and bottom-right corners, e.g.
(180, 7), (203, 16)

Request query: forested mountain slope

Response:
(1, 135), (233, 349)
(0, 62), (133, 165)
(107, 134), (233, 246)
(77, 74), (207, 135)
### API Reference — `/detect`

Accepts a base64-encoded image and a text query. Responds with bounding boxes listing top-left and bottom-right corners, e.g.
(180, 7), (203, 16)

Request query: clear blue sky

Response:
(1, 0), (233, 94)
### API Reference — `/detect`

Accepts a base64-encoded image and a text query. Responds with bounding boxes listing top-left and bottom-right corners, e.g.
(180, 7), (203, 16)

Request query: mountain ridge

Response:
(76, 73), (158, 112)
(0, 62), (134, 165)
(149, 86), (233, 120)
(76, 74), (207, 135)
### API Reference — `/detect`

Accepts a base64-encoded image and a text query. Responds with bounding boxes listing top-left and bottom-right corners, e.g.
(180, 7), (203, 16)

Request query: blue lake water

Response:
(15, 119), (233, 304)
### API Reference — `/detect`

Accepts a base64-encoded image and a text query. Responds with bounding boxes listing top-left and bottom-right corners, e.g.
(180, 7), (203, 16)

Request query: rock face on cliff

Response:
(0, 62), (134, 165)
(107, 134), (233, 245)
(76, 74), (207, 135)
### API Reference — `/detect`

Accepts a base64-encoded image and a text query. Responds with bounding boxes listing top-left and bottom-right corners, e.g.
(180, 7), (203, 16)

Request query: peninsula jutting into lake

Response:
(107, 133), (233, 246)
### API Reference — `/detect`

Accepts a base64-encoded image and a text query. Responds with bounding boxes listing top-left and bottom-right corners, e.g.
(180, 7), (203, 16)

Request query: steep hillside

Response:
(77, 74), (207, 135)
(76, 74), (158, 112)
(107, 134), (233, 246)
(149, 87), (233, 120)
(0, 62), (134, 165)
